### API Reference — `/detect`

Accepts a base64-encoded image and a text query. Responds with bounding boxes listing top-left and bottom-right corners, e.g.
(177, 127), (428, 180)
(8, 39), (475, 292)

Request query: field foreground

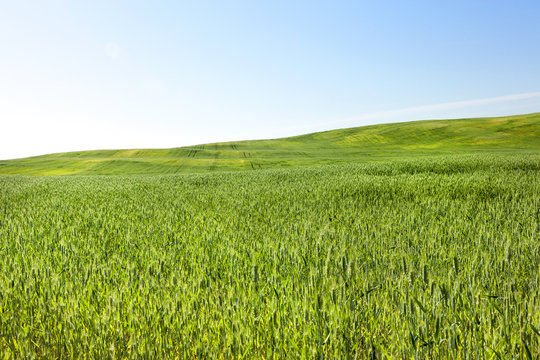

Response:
(1, 154), (539, 358)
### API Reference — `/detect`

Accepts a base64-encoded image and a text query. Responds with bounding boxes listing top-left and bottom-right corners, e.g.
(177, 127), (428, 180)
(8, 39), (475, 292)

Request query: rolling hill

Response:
(1, 112), (539, 175)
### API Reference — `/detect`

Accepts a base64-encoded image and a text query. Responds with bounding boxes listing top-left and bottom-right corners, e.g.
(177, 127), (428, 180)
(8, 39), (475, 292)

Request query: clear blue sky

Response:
(1, 0), (539, 159)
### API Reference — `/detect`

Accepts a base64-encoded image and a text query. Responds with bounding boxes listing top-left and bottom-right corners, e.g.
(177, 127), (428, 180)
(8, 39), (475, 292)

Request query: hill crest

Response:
(1, 112), (539, 175)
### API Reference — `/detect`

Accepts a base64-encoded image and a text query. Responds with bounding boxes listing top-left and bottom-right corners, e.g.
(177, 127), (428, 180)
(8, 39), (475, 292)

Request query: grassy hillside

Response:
(1, 112), (539, 357)
(1, 112), (539, 175)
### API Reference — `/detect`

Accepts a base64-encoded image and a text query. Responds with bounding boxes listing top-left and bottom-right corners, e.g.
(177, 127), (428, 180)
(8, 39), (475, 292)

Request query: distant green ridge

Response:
(1, 112), (539, 175)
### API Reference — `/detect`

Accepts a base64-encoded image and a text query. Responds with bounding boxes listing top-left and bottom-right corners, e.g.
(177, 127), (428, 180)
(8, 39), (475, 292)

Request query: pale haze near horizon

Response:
(1, 1), (539, 160)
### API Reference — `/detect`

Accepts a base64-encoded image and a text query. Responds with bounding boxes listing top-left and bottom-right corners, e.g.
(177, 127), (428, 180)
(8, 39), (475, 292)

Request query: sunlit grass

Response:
(0, 154), (539, 358)
(1, 112), (538, 176)
(0, 112), (539, 357)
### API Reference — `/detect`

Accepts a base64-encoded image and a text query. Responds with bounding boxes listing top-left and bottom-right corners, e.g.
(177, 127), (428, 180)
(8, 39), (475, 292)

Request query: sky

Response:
(1, 1), (540, 160)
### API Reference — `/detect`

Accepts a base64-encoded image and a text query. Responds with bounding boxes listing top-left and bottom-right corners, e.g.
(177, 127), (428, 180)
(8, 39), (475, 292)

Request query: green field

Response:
(1, 112), (539, 176)
(1, 113), (539, 358)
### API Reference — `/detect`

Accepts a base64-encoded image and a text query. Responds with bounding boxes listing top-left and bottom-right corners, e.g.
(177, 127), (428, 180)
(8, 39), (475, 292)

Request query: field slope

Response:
(1, 112), (539, 175)
(1, 112), (540, 357)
